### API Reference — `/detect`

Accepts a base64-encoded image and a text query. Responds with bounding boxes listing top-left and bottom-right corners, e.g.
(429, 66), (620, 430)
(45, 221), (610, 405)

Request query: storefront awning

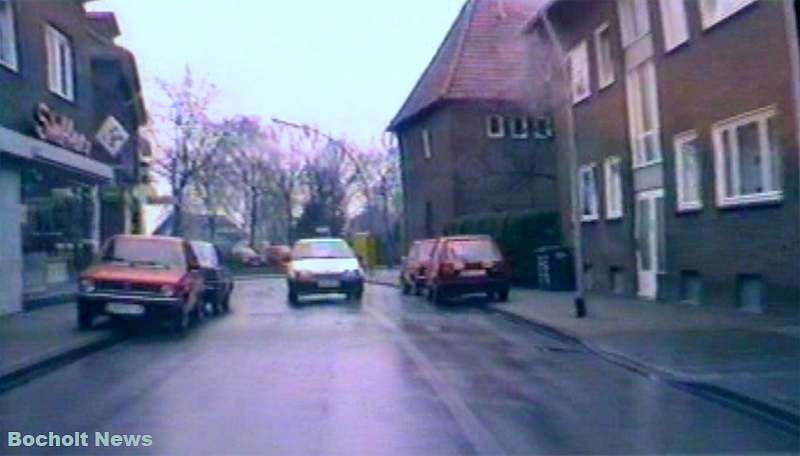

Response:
(0, 126), (113, 181)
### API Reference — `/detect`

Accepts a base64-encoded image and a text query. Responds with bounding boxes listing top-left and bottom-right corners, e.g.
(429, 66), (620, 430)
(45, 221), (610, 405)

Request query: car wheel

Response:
(172, 309), (190, 333)
(433, 286), (447, 305)
(77, 305), (94, 330)
(222, 292), (231, 313)
(288, 289), (300, 306)
(401, 279), (411, 295)
(497, 288), (510, 302)
(414, 284), (424, 296)
(426, 285), (434, 303)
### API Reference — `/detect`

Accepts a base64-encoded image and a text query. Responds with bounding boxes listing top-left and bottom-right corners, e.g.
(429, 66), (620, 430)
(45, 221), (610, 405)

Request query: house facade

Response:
(526, 0), (799, 315)
(0, 0), (148, 314)
(389, 0), (557, 245)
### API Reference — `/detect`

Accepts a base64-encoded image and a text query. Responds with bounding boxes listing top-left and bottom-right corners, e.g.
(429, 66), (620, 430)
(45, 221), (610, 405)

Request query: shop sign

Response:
(34, 103), (92, 155)
(96, 115), (130, 157)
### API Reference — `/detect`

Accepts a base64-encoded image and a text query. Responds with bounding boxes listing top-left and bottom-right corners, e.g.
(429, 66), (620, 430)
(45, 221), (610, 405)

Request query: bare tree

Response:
(150, 67), (221, 236)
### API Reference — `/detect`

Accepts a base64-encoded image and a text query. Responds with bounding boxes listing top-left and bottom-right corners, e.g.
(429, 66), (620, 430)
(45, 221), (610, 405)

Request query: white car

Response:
(286, 238), (364, 304)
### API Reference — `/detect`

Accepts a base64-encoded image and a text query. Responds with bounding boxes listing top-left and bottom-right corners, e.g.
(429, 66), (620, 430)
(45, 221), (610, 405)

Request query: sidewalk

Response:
(366, 268), (800, 425)
(0, 302), (122, 389)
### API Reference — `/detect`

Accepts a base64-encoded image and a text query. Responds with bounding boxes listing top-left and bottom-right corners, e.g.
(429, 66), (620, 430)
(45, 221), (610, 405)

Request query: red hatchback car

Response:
(425, 235), (510, 304)
(77, 235), (205, 332)
(399, 238), (438, 295)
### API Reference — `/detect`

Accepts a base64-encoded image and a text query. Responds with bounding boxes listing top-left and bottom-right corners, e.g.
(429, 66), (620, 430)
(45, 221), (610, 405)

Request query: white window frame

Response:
(658, 0), (689, 52)
(422, 128), (432, 160)
(712, 105), (783, 207)
(674, 130), (703, 211)
(626, 60), (662, 168)
(580, 164), (600, 222)
(0, 0), (18, 71)
(567, 40), (591, 104)
(617, 0), (651, 47)
(699, 0), (758, 30)
(604, 156), (623, 219)
(486, 114), (505, 138)
(594, 23), (615, 90)
(510, 117), (529, 139)
(45, 24), (75, 101)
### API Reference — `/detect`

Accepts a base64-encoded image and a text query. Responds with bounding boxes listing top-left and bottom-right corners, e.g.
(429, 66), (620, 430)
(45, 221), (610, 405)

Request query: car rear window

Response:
(191, 242), (219, 268)
(447, 239), (501, 262)
(292, 241), (355, 260)
(103, 238), (186, 270)
(417, 241), (436, 260)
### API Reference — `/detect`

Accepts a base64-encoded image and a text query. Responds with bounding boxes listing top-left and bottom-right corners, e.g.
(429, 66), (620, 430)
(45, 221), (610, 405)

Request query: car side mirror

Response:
(188, 260), (200, 271)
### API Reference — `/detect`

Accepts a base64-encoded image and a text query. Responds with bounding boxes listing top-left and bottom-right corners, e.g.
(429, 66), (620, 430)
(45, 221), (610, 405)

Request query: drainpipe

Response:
(541, 7), (587, 317)
(784, 0), (800, 266)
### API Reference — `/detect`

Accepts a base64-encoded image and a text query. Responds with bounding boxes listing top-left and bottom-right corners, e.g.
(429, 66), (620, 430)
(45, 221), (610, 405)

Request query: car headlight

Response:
(160, 284), (177, 297)
(294, 270), (315, 281)
(343, 269), (361, 279)
(79, 278), (95, 293)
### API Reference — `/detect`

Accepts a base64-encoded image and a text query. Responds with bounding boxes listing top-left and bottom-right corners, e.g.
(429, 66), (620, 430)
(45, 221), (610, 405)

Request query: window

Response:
(617, 0), (651, 46)
(45, 25), (74, 101)
(486, 115), (505, 138)
(699, 0), (758, 29)
(422, 128), (432, 159)
(604, 156), (623, 219)
(567, 41), (590, 104)
(659, 0), (689, 51)
(511, 117), (529, 139)
(712, 106), (782, 206)
(674, 131), (702, 211)
(0, 0), (17, 71)
(579, 164), (599, 221)
(594, 23), (615, 89)
(626, 61), (661, 166)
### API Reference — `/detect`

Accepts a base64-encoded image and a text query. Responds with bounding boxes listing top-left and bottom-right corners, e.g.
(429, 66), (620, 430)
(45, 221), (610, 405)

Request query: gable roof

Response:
(388, 0), (545, 131)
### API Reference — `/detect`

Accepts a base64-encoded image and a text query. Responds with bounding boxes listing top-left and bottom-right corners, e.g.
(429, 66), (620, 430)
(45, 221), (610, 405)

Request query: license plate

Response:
(318, 279), (340, 288)
(106, 303), (145, 316)
(461, 270), (486, 277)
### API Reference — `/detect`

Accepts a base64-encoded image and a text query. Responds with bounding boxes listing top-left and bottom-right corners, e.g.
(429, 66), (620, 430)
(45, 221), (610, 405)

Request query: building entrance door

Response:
(635, 188), (664, 299)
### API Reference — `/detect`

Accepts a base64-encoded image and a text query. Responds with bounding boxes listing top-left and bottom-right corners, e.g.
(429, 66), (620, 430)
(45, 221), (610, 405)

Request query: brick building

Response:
(0, 0), (148, 313)
(388, 0), (557, 245)
(524, 0), (799, 314)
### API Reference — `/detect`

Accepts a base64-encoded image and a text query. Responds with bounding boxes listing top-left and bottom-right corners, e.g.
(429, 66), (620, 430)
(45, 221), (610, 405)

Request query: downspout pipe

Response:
(540, 4), (587, 317)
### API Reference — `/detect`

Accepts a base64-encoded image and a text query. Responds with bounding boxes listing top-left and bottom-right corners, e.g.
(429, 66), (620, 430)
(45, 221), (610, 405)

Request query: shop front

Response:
(0, 122), (112, 314)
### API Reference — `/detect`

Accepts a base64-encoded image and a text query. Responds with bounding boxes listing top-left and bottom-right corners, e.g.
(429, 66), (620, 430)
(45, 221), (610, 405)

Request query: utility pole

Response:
(541, 8), (586, 318)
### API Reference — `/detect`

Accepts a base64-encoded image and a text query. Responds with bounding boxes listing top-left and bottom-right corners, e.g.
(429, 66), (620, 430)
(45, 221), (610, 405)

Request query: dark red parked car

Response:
(77, 235), (205, 332)
(399, 238), (438, 295)
(425, 235), (510, 304)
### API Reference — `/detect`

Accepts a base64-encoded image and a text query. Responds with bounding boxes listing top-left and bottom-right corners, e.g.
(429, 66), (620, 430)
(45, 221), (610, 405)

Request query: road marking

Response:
(365, 305), (507, 456)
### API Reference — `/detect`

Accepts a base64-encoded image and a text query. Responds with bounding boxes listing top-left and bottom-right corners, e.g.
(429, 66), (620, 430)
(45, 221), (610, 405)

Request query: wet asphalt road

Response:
(1, 278), (798, 455)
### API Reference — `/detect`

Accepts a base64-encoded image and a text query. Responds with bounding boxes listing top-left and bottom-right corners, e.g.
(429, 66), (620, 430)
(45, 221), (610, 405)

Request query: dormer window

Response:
(511, 117), (529, 139)
(486, 115), (505, 138)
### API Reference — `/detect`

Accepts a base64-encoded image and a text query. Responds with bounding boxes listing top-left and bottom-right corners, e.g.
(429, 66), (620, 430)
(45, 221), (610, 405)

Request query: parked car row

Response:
(400, 235), (511, 304)
(77, 235), (234, 332)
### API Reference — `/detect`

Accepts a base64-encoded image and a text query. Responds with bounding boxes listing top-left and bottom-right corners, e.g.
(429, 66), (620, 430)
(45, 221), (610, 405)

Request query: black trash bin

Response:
(535, 246), (575, 291)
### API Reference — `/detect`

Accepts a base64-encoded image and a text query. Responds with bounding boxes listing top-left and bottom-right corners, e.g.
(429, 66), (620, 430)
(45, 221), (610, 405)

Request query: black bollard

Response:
(574, 296), (586, 318)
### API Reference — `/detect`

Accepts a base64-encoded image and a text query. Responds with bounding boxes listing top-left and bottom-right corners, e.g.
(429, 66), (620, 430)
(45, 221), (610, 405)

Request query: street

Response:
(1, 278), (797, 455)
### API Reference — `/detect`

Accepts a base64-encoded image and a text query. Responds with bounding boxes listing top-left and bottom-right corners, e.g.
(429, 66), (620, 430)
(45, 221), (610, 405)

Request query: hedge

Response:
(443, 210), (561, 286)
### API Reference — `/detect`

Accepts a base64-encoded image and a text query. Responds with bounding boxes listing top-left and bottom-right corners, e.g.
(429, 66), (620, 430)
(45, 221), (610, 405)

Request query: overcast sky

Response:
(87, 0), (465, 146)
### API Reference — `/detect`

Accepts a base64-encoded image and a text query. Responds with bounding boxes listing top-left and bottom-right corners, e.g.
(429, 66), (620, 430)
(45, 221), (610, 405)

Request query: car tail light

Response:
(440, 261), (464, 277)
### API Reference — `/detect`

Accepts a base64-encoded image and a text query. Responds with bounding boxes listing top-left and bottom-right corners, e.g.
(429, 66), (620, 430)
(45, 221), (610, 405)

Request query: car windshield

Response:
(102, 238), (185, 270)
(292, 241), (355, 260)
(191, 242), (219, 268)
(417, 241), (436, 260)
(447, 239), (501, 262)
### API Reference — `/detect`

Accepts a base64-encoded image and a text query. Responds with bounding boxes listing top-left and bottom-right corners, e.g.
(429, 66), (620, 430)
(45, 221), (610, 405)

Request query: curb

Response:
(367, 278), (800, 433)
(0, 331), (125, 394)
(491, 306), (800, 434)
